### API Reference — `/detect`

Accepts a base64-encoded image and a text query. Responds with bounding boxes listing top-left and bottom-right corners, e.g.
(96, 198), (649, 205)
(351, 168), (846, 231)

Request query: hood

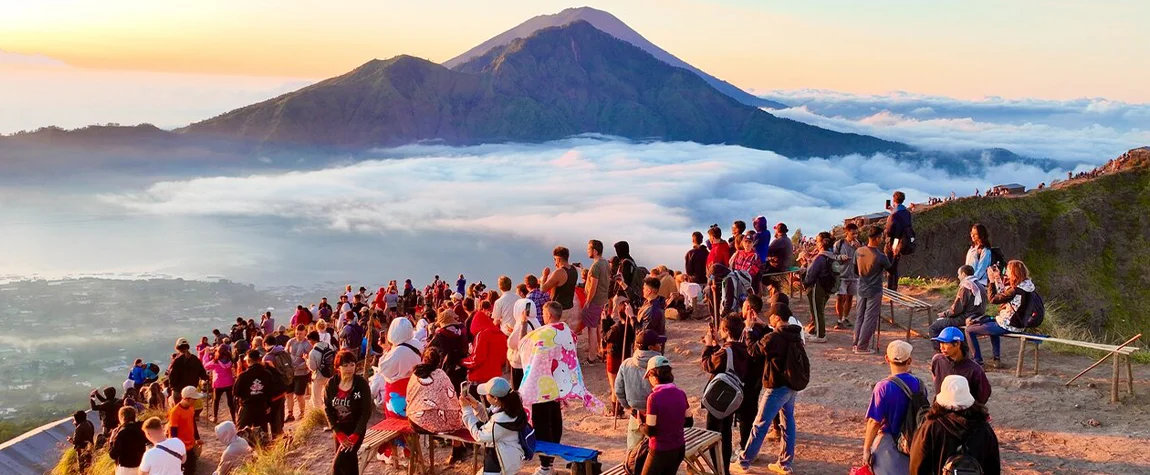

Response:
(1018, 279), (1035, 292)
(777, 324), (804, 342)
(932, 407), (989, 437)
(634, 349), (660, 367)
(269, 345), (286, 354)
(472, 310), (497, 333)
(753, 216), (768, 233)
(388, 317), (415, 344)
(614, 241), (631, 260)
(215, 420), (238, 445)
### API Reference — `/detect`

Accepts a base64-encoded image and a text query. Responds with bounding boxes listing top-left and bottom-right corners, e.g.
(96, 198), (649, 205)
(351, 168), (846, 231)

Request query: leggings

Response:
(641, 447), (685, 475)
(213, 386), (235, 421)
(331, 439), (363, 475)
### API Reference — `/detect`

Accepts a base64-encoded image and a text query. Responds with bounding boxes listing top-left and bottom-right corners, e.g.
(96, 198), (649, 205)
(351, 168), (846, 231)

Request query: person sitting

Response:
(966, 260), (1036, 368)
(928, 265), (987, 352)
(460, 377), (526, 475)
(212, 421), (252, 475)
(406, 348), (465, 434)
(909, 376), (1001, 475)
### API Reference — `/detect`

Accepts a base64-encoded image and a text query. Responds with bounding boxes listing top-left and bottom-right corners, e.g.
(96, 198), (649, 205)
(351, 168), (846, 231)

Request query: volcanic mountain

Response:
(442, 6), (785, 109)
(181, 20), (906, 158)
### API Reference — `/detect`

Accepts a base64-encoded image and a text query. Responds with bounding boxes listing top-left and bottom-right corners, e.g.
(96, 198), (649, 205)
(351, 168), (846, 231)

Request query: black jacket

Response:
(72, 420), (94, 451)
(325, 375), (373, 439)
(108, 420), (147, 468)
(233, 363), (280, 414)
(909, 405), (1001, 475)
(740, 322), (771, 395)
(685, 246), (709, 285)
(701, 341), (749, 382)
(750, 324), (804, 389)
(167, 352), (208, 394)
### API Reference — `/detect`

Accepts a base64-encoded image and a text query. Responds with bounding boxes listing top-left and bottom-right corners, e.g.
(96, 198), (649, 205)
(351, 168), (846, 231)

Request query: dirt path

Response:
(193, 285), (1150, 474)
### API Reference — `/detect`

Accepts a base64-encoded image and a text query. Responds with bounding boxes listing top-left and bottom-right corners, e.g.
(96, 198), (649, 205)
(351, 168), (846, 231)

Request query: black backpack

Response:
(315, 345), (336, 379)
(782, 335), (811, 391)
(619, 258), (647, 303)
(987, 247), (1007, 271)
(886, 375), (930, 455)
(1023, 291), (1045, 328)
(941, 428), (984, 475)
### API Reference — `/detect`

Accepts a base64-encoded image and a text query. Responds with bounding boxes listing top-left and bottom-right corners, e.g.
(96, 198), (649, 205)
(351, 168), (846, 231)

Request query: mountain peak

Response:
(442, 7), (784, 109)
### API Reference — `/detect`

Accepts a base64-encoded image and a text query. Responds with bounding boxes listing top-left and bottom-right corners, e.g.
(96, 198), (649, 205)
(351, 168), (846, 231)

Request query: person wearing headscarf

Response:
(376, 318), (423, 418)
(213, 420), (252, 475)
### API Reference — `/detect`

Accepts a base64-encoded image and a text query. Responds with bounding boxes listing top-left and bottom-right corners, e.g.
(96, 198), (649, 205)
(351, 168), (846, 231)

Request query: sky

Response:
(1, 0), (1148, 103)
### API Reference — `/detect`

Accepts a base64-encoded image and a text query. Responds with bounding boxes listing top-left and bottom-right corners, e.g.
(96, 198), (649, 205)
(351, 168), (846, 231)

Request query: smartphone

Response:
(885, 199), (892, 209)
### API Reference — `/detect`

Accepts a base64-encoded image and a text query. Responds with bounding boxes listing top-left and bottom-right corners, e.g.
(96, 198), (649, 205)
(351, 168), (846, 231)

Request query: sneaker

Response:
(987, 358), (1004, 369)
(853, 347), (874, 354)
(833, 321), (846, 330)
(811, 336), (828, 343)
(533, 468), (554, 475)
(843, 319), (854, 328)
(768, 462), (793, 474)
(730, 463), (753, 475)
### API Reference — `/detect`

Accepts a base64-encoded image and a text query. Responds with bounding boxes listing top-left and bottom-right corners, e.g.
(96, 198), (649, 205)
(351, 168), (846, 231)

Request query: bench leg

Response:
(1016, 336), (1026, 377)
(428, 438), (435, 475)
(1033, 342), (1040, 374)
(1127, 355), (1136, 396)
(1112, 355), (1121, 403)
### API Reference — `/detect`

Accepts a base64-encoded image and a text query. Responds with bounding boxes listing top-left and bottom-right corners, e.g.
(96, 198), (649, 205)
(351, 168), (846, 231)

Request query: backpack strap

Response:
(724, 346), (735, 375)
(156, 443), (183, 461)
(885, 374), (922, 398)
(399, 343), (420, 357)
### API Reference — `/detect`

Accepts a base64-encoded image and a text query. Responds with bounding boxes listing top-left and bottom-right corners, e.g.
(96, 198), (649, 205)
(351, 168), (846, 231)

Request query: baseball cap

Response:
(931, 327), (965, 343)
(174, 337), (189, 348)
(645, 355), (672, 375)
(477, 377), (512, 398)
(181, 386), (207, 400)
(638, 330), (667, 348)
(886, 340), (913, 364)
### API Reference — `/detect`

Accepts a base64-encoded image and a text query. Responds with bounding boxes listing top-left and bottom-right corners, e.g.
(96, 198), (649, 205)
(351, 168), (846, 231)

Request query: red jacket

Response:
(462, 325), (508, 383)
(706, 241), (732, 273)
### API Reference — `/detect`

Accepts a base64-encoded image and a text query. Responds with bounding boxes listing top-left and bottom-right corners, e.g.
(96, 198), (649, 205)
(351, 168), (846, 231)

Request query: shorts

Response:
(606, 354), (622, 374)
(581, 303), (604, 329)
(838, 279), (859, 296)
(292, 374), (311, 395)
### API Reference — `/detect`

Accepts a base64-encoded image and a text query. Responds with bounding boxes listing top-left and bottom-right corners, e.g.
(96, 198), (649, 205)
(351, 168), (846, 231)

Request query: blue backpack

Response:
(518, 423), (537, 461)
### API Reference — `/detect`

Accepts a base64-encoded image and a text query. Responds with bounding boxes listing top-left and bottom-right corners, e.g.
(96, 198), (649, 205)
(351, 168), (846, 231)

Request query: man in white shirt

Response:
(139, 416), (184, 475)
(493, 275), (519, 334)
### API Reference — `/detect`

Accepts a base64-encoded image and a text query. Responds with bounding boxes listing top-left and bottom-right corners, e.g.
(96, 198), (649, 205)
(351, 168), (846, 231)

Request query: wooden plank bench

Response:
(881, 288), (931, 341)
(356, 428), (401, 474)
(1004, 332), (1141, 402)
(591, 427), (724, 475)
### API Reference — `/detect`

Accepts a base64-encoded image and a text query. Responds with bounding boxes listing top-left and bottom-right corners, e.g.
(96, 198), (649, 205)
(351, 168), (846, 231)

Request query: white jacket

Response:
(462, 405), (524, 475)
(378, 318), (423, 383)
(505, 299), (541, 369)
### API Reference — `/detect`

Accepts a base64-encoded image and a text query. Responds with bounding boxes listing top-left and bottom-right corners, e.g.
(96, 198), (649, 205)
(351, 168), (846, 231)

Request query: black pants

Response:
(887, 254), (900, 290)
(182, 446), (197, 475)
(532, 400), (563, 468)
(213, 386), (235, 421)
(706, 414), (733, 475)
(269, 398), (286, 436)
(641, 447), (685, 475)
(237, 403), (266, 432)
(331, 439), (363, 475)
(511, 368), (524, 390)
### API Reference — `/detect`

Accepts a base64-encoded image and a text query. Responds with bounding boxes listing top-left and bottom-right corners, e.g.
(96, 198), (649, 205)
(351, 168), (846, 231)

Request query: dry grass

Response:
(51, 407), (169, 475)
(233, 408), (327, 475)
(898, 276), (959, 300)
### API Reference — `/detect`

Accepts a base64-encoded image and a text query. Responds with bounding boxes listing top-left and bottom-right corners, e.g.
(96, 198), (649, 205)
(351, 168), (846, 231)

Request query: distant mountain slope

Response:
(900, 148), (1150, 340)
(182, 21), (905, 158)
(442, 7), (785, 109)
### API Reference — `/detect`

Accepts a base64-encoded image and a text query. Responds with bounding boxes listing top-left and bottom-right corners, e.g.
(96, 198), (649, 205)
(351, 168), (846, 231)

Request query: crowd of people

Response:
(63, 190), (1046, 475)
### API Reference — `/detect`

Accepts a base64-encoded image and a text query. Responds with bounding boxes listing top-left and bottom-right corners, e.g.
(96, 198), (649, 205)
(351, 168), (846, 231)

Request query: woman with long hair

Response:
(967, 260), (1036, 367)
(460, 377), (526, 475)
(965, 223), (993, 285)
(325, 350), (373, 475)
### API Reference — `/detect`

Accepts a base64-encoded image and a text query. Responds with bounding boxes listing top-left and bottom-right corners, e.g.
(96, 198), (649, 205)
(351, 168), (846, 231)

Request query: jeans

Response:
(870, 433), (910, 475)
(853, 295), (882, 351)
(738, 386), (796, 468)
(806, 286), (830, 338)
(928, 317), (968, 352)
(706, 413), (734, 475)
(966, 321), (1008, 363)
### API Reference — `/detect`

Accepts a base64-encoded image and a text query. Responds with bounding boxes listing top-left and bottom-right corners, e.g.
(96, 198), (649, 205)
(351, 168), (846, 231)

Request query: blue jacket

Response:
(128, 366), (147, 387)
(752, 216), (771, 263)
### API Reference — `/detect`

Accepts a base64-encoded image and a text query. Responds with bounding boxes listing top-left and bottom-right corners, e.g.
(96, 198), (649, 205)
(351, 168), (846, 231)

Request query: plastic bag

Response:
(849, 464), (874, 475)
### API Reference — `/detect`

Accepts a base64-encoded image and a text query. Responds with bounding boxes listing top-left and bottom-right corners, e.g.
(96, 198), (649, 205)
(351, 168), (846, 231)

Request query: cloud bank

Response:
(102, 138), (1064, 269)
(756, 89), (1149, 164)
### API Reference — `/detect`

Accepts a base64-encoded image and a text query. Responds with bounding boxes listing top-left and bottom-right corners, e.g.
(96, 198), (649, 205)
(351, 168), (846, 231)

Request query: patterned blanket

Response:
(517, 322), (602, 411)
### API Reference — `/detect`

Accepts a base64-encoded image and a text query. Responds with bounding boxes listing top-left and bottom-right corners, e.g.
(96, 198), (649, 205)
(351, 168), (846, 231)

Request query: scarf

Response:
(960, 276), (982, 306)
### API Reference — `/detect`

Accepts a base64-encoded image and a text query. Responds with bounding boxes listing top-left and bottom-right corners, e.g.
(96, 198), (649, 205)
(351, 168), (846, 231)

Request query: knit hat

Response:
(936, 375), (976, 410)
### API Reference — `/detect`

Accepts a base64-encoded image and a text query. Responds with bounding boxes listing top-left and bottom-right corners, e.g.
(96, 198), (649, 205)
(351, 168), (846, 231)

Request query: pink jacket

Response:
(203, 359), (236, 389)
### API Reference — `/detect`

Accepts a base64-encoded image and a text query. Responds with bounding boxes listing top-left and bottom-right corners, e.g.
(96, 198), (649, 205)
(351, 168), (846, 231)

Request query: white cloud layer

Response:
(101, 138), (1066, 269)
(757, 89), (1150, 164)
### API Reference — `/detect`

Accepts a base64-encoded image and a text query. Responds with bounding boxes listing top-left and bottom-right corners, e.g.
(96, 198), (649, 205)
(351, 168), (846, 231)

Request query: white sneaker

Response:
(533, 467), (554, 475)
(811, 336), (828, 343)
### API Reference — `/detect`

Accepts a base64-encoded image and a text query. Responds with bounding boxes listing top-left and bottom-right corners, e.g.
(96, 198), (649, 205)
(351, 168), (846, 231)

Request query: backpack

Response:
(619, 259), (647, 302)
(270, 350), (294, 386)
(987, 247), (1007, 272)
(495, 419), (536, 461)
(146, 363), (160, 379)
(1022, 290), (1045, 328)
(624, 437), (650, 475)
(782, 336), (811, 391)
(940, 428), (984, 475)
(886, 375), (930, 456)
(702, 347), (744, 419)
(900, 228), (917, 255)
(721, 270), (753, 313)
(315, 344), (336, 379)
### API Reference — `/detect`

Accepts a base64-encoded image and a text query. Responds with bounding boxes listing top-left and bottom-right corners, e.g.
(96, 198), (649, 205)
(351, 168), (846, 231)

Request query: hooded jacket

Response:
(463, 406), (525, 475)
(636, 296), (666, 336)
(752, 216), (771, 263)
(428, 323), (469, 387)
(909, 406), (1001, 475)
(463, 311), (509, 383)
(203, 359), (236, 389)
(108, 420), (147, 468)
(506, 299), (542, 369)
(213, 421), (251, 475)
(940, 277), (988, 320)
(233, 363), (279, 414)
(167, 351), (208, 395)
(751, 323), (805, 390)
(89, 387), (121, 433)
(701, 341), (750, 383)
(989, 279), (1035, 331)
(379, 318), (422, 383)
(614, 349), (661, 410)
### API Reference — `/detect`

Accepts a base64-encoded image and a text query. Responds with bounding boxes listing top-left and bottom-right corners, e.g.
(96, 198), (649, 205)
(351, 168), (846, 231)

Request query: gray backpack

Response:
(701, 347), (744, 419)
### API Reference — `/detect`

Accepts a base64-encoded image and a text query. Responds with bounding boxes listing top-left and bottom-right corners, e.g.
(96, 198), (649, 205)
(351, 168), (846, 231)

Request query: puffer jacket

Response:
(213, 421), (251, 475)
(203, 359), (235, 389)
(909, 406), (1001, 475)
(614, 349), (661, 411)
(462, 406), (525, 475)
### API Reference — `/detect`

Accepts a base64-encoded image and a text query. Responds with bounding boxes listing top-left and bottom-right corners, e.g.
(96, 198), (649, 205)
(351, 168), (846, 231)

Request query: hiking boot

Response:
(768, 462), (794, 474)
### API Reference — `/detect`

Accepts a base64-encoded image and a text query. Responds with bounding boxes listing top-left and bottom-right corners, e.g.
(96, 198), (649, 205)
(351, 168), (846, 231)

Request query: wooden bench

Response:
(356, 428), (401, 474)
(1005, 332), (1141, 402)
(881, 288), (931, 341)
(599, 427), (724, 475)
(603, 463), (627, 475)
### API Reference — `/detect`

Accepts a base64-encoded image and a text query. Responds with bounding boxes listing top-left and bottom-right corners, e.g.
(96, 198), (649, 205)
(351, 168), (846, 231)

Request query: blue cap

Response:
(478, 377), (512, 398)
(932, 327), (965, 343)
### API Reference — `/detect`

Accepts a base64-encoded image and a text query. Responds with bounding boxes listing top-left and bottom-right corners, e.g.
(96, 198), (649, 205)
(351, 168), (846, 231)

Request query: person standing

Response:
(639, 356), (691, 475)
(884, 191), (913, 291)
(167, 338), (208, 406)
(801, 232), (835, 343)
(325, 350), (374, 475)
(624, 277), (666, 336)
(168, 386), (206, 475)
(833, 223), (862, 329)
(67, 411), (95, 473)
(457, 274), (467, 296)
(541, 246), (580, 329)
(930, 328), (992, 405)
(685, 232), (710, 285)
(701, 315), (749, 475)
(139, 416), (184, 475)
(286, 325), (313, 421)
(307, 331), (336, 412)
(522, 302), (567, 475)
(492, 276), (518, 333)
(909, 376), (1001, 475)
(705, 227), (732, 278)
(965, 224), (994, 286)
(580, 240), (610, 363)
(109, 406), (147, 475)
(203, 347), (237, 423)
(853, 226), (892, 354)
(862, 341), (924, 475)
(614, 330), (666, 448)
(735, 307), (808, 475)
(738, 295), (771, 451)
(233, 350), (277, 436)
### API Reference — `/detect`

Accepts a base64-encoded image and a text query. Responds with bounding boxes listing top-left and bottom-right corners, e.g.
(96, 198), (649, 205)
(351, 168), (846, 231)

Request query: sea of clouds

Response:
(757, 89), (1150, 164)
(100, 137), (1066, 273)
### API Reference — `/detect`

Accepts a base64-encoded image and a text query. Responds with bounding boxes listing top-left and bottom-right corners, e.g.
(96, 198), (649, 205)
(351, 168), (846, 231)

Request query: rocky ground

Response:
(192, 284), (1150, 475)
